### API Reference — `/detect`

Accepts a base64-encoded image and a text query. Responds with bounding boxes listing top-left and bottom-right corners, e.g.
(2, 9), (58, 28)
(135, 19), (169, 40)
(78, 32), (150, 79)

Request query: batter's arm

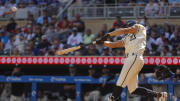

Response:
(104, 40), (124, 48)
(108, 25), (139, 37)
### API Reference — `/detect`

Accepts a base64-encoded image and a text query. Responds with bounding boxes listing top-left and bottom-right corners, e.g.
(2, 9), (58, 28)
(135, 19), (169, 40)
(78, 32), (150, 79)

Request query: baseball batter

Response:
(103, 20), (168, 101)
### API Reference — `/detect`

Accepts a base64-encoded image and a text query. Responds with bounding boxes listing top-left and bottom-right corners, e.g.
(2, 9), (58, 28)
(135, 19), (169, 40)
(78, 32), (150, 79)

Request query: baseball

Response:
(11, 7), (17, 12)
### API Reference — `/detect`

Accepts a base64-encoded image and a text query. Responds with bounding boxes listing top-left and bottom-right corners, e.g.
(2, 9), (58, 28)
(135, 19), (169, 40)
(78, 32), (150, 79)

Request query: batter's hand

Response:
(102, 33), (110, 40)
(104, 41), (113, 48)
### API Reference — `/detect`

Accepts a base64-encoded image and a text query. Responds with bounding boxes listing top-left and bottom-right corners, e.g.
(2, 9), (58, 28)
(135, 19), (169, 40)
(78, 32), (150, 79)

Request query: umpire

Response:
(10, 64), (25, 101)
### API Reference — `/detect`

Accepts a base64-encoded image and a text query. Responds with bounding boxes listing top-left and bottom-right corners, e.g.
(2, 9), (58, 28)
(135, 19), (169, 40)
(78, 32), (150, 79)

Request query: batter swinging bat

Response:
(56, 46), (81, 56)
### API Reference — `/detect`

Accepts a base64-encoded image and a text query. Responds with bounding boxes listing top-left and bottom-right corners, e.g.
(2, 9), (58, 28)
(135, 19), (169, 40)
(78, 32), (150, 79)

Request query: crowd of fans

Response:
(0, 11), (180, 56)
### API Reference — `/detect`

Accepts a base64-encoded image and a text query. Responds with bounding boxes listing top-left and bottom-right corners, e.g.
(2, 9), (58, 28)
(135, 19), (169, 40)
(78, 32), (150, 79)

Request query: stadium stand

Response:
(0, 0), (180, 101)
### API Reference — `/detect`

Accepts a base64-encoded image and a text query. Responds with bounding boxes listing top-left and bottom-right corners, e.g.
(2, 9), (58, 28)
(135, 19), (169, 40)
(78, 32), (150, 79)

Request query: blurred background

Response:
(0, 0), (180, 101)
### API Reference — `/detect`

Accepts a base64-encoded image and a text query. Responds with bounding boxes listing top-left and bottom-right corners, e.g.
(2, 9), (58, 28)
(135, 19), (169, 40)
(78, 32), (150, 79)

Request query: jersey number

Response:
(130, 34), (136, 41)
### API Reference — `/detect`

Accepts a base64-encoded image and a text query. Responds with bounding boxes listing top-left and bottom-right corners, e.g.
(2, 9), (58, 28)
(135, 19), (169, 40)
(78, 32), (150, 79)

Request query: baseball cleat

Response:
(157, 92), (168, 101)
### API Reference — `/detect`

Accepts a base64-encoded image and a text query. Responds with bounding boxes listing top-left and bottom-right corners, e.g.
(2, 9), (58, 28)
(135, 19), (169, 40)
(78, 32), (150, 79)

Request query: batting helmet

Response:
(124, 20), (137, 28)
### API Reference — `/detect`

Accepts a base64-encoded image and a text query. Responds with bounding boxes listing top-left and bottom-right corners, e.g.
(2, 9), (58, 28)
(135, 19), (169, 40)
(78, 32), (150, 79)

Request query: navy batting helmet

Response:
(124, 20), (137, 28)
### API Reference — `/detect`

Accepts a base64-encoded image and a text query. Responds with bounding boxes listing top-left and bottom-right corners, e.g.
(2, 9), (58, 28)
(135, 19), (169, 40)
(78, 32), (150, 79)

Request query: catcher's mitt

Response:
(155, 65), (174, 80)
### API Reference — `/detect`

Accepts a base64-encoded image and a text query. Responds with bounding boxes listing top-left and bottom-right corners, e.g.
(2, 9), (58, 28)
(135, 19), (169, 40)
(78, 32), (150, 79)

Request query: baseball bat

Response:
(56, 46), (81, 56)
(56, 36), (106, 56)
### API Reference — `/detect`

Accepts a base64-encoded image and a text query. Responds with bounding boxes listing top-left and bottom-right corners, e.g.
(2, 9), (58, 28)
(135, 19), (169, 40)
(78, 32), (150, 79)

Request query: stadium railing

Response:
(0, 75), (178, 101)
(68, 6), (180, 19)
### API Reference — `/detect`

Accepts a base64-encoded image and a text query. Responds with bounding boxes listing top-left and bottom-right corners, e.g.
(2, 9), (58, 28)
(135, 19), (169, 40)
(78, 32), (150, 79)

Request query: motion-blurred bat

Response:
(56, 46), (81, 56)
(56, 36), (108, 56)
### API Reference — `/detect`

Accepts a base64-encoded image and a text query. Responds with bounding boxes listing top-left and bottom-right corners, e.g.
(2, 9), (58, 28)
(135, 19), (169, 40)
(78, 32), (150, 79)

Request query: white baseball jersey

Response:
(122, 24), (146, 55)
(116, 24), (147, 93)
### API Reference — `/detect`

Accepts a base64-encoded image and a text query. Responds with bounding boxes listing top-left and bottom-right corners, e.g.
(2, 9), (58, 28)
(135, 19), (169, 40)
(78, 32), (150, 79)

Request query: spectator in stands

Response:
(83, 29), (95, 45)
(170, 29), (180, 48)
(86, 44), (99, 56)
(0, 31), (9, 45)
(143, 48), (150, 56)
(14, 33), (26, 55)
(24, 25), (35, 41)
(58, 15), (71, 30)
(158, 0), (167, 16)
(96, 43), (105, 55)
(17, 1), (26, 8)
(72, 14), (85, 33)
(163, 22), (171, 39)
(12, 47), (20, 56)
(161, 45), (172, 56)
(50, 15), (58, 26)
(145, 0), (159, 16)
(156, 33), (167, 52)
(146, 33), (154, 51)
(50, 38), (64, 52)
(84, 65), (101, 101)
(67, 27), (83, 47)
(50, 0), (60, 7)
(0, 39), (4, 55)
(115, 48), (125, 56)
(33, 25), (43, 46)
(176, 43), (180, 55)
(27, 0), (39, 18)
(150, 43), (160, 56)
(101, 47), (112, 56)
(173, 68), (180, 101)
(170, 25), (178, 40)
(6, 18), (17, 33)
(5, 0), (16, 9)
(43, 17), (50, 28)
(171, 48), (177, 56)
(10, 65), (25, 101)
(112, 16), (124, 29)
(37, 0), (48, 6)
(27, 14), (36, 25)
(45, 25), (59, 43)
(37, 9), (51, 25)
(36, 35), (51, 55)
(4, 35), (15, 55)
(100, 24), (108, 34)
(140, 16), (150, 30)
(24, 46), (33, 56)
(0, 1), (6, 16)
(57, 16), (72, 43)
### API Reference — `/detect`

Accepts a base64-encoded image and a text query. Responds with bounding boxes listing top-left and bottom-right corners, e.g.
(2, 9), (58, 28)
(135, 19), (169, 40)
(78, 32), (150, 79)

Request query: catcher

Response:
(99, 20), (168, 101)
(155, 65), (175, 80)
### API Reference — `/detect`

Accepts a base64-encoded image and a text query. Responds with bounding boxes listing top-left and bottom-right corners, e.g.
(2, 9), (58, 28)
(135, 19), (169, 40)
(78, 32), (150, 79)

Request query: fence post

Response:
(32, 82), (37, 101)
(76, 83), (81, 101)
(121, 88), (127, 101)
